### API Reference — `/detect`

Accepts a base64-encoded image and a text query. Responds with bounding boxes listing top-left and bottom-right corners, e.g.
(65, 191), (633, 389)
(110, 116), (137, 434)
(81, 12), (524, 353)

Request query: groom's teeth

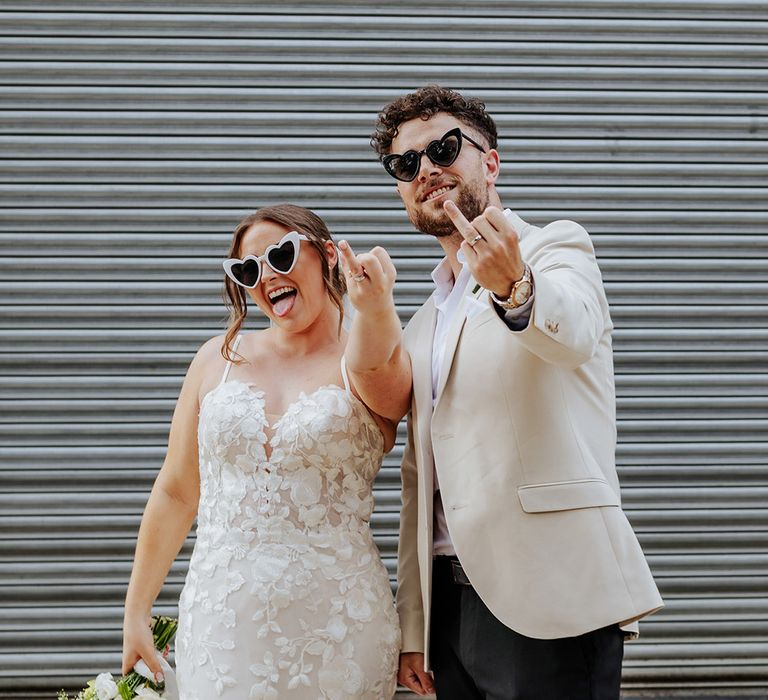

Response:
(425, 186), (452, 201)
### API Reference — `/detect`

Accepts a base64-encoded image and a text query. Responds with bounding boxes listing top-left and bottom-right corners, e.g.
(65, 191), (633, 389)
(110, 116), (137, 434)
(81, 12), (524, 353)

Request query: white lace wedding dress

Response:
(175, 335), (401, 699)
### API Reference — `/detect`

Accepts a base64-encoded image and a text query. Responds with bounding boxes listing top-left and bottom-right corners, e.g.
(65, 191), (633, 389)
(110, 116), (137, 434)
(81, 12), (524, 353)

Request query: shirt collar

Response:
(430, 251), (471, 305)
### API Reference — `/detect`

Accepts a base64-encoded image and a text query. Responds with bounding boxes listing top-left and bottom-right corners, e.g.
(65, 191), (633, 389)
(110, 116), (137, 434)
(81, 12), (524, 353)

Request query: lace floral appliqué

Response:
(175, 381), (400, 699)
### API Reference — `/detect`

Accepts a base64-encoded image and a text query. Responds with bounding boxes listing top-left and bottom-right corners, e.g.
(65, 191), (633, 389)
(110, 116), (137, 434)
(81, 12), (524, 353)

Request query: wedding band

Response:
(352, 273), (367, 282)
(469, 234), (483, 247)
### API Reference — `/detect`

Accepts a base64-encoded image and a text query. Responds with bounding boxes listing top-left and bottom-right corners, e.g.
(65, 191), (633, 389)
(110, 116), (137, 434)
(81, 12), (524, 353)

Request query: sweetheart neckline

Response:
(200, 379), (384, 458)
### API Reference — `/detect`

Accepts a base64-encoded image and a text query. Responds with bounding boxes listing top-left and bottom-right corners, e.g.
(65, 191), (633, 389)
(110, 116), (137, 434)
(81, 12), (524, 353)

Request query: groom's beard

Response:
(407, 180), (490, 238)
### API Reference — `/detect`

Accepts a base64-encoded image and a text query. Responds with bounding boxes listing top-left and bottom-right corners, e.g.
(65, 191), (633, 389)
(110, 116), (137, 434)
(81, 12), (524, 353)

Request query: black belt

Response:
(437, 556), (473, 586)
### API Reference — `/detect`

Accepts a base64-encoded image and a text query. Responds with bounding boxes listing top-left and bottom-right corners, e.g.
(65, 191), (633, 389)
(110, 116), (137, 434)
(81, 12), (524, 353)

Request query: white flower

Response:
(342, 471), (365, 495)
(249, 681), (278, 700)
(290, 468), (323, 506)
(318, 656), (365, 698)
(334, 542), (354, 561)
(299, 504), (327, 527)
(240, 415), (266, 438)
(270, 586), (291, 610)
(94, 673), (119, 700)
(135, 688), (163, 700)
(345, 587), (373, 622)
(325, 391), (351, 418)
(326, 615), (348, 642)
(328, 437), (354, 461)
(221, 465), (247, 499)
(250, 546), (290, 584)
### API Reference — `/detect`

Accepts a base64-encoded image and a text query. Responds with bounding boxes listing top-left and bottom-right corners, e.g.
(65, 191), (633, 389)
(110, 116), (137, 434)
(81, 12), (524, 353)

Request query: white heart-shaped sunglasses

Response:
(223, 230), (310, 289)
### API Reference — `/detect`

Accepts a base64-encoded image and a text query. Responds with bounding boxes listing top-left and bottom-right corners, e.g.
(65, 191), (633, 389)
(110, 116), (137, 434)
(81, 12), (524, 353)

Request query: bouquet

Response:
(57, 616), (178, 700)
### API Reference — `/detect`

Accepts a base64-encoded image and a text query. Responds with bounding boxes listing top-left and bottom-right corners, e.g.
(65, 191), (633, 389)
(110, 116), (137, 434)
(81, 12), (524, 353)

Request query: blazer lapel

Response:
(411, 299), (437, 424)
(409, 300), (437, 508)
(434, 275), (479, 406)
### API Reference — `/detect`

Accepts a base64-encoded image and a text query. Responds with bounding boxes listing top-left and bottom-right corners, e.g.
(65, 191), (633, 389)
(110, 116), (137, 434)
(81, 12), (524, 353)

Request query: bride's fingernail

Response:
(155, 672), (164, 682)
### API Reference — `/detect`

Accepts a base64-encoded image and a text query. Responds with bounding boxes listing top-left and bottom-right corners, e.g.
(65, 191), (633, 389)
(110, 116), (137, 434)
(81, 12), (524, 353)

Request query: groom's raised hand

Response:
(443, 200), (526, 299)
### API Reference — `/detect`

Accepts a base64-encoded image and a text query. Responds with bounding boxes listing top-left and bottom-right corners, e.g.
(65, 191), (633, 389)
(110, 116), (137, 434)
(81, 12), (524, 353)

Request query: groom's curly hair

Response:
(370, 85), (498, 158)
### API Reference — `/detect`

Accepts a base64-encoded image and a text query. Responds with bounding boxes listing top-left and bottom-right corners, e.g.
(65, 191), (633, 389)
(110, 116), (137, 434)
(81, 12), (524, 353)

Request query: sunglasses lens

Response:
(231, 259), (261, 287)
(267, 239), (297, 273)
(386, 152), (419, 182)
(427, 132), (460, 166)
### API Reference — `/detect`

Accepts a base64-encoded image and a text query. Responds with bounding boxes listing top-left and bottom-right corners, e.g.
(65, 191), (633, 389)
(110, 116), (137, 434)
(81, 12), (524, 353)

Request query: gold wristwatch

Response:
(489, 264), (533, 310)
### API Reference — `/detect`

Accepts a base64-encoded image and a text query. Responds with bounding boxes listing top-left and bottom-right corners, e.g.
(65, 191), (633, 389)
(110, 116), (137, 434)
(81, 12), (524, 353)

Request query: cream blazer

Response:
(397, 211), (663, 666)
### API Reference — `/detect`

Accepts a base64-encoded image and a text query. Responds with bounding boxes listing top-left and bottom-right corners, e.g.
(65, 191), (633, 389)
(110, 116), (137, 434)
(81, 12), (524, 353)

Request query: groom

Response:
(371, 85), (663, 698)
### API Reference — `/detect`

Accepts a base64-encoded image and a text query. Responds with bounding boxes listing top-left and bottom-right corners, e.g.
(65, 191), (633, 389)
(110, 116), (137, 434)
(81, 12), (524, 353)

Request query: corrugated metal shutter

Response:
(1, 1), (767, 697)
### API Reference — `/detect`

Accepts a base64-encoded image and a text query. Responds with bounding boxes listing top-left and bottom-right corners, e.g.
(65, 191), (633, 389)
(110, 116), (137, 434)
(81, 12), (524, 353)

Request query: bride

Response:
(121, 204), (408, 698)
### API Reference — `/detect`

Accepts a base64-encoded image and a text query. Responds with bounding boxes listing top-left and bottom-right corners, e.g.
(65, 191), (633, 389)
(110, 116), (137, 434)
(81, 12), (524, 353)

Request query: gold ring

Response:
(469, 234), (483, 247)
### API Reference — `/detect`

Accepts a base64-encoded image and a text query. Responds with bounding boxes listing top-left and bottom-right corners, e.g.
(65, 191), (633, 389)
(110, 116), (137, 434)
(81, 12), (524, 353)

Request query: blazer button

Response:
(545, 319), (559, 334)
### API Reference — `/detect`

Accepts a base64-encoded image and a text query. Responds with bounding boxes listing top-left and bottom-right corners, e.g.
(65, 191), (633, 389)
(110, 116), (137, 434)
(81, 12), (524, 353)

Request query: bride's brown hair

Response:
(222, 204), (347, 363)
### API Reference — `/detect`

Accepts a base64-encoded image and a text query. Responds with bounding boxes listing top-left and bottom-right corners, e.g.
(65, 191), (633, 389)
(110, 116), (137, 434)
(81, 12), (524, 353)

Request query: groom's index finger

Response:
(443, 200), (476, 242)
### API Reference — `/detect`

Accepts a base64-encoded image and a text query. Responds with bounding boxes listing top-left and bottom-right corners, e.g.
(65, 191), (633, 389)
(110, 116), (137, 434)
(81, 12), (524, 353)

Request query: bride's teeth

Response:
(268, 286), (296, 301)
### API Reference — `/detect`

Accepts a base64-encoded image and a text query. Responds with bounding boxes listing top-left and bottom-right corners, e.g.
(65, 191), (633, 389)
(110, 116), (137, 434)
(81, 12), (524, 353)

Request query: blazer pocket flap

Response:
(517, 478), (620, 513)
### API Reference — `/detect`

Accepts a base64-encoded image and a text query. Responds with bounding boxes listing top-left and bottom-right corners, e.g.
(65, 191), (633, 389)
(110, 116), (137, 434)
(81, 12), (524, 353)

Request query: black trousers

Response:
(429, 556), (624, 700)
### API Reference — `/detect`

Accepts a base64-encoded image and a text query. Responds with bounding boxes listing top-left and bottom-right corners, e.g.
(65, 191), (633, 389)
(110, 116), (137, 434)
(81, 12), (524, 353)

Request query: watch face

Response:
(513, 280), (533, 305)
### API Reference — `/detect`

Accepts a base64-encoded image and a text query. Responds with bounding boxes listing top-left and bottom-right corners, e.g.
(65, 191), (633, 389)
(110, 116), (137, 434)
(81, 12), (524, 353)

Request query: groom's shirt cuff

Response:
(490, 293), (534, 331)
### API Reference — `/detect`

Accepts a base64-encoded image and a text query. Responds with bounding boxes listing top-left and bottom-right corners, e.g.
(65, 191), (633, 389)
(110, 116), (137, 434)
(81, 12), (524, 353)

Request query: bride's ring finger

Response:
(352, 272), (367, 282)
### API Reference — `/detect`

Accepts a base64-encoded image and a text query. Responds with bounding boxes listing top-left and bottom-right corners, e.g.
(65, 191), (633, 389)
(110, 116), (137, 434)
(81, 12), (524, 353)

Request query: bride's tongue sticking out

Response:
(270, 287), (298, 318)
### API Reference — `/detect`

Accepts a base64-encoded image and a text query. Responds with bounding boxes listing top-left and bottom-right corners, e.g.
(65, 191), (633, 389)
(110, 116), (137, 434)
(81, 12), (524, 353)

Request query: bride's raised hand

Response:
(338, 240), (397, 317)
(338, 239), (409, 427)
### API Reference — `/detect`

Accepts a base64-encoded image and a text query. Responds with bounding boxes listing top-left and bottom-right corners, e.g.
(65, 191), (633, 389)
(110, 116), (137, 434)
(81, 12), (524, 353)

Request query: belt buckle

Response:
(450, 559), (472, 586)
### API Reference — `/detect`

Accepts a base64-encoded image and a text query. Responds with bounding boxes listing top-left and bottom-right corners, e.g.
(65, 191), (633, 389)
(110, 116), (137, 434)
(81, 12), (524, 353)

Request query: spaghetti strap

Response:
(339, 355), (352, 396)
(220, 334), (243, 385)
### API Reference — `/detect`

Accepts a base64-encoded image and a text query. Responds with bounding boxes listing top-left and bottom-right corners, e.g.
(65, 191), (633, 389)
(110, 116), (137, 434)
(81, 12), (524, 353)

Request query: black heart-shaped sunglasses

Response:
(382, 127), (486, 182)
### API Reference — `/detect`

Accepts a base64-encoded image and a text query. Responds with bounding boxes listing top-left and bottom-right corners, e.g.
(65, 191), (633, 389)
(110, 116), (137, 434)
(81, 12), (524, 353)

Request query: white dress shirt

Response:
(430, 247), (534, 555)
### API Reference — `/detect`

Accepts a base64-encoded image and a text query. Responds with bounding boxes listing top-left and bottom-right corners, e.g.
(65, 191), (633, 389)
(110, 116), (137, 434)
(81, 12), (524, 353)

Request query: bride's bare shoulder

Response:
(196, 333), (229, 364)
(192, 330), (269, 375)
